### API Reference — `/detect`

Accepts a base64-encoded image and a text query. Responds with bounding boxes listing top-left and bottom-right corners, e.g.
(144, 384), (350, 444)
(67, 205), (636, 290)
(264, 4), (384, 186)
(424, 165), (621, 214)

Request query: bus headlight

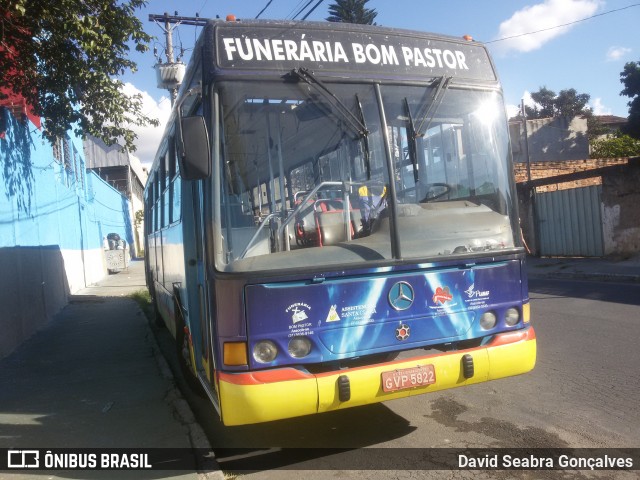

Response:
(505, 307), (520, 326)
(288, 337), (312, 358)
(253, 340), (278, 363)
(480, 311), (497, 330)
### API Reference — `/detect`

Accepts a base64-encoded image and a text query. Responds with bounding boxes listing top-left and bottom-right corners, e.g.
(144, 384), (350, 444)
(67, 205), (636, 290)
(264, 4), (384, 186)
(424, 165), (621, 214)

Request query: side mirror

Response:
(177, 115), (211, 180)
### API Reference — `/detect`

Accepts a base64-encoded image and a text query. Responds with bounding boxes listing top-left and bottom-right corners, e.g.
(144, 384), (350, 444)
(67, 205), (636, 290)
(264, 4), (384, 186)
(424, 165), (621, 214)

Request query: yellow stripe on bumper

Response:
(219, 326), (536, 426)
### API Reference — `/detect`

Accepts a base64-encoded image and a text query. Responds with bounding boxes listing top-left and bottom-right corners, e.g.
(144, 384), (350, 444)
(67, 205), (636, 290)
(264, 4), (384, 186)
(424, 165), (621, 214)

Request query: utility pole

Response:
(521, 98), (539, 256)
(148, 13), (207, 105)
(521, 99), (531, 184)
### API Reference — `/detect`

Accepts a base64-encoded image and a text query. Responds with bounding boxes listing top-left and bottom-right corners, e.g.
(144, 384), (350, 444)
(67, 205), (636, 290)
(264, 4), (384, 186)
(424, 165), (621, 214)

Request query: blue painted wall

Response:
(0, 107), (133, 358)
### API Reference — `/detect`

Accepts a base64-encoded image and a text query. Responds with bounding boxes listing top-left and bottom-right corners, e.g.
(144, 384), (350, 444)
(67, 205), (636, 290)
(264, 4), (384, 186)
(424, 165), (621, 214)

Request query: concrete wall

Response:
(0, 107), (134, 358)
(601, 161), (640, 255)
(510, 116), (589, 164)
(84, 135), (148, 257)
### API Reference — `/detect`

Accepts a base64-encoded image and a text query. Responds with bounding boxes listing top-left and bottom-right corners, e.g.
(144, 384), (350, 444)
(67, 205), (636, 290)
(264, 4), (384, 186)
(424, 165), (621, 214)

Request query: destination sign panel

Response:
(214, 25), (496, 81)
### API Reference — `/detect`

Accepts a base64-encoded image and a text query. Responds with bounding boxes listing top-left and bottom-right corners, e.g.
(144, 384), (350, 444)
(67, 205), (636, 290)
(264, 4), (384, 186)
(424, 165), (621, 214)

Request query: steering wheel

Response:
(421, 182), (452, 202)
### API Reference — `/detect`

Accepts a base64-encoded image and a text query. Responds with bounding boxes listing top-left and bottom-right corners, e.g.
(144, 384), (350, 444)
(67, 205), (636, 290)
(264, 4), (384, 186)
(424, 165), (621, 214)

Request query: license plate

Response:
(381, 365), (436, 392)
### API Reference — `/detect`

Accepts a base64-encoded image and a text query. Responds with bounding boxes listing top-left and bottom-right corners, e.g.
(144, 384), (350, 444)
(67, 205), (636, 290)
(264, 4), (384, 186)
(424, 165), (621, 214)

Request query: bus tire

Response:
(175, 303), (205, 396)
(151, 295), (164, 328)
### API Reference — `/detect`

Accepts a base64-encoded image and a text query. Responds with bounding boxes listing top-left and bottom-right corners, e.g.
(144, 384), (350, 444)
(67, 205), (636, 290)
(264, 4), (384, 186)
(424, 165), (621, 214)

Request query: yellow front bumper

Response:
(218, 326), (536, 426)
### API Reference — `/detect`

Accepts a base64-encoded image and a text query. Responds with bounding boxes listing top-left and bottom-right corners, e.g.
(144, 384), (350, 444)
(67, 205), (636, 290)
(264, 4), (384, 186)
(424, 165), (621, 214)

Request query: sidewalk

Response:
(526, 253), (640, 283)
(0, 260), (220, 479)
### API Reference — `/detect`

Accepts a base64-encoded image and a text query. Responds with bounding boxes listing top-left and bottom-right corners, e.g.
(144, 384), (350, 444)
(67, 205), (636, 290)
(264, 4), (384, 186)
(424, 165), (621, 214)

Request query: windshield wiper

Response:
(403, 97), (419, 183)
(289, 67), (369, 139)
(404, 76), (452, 185)
(415, 75), (452, 136)
(355, 94), (372, 180)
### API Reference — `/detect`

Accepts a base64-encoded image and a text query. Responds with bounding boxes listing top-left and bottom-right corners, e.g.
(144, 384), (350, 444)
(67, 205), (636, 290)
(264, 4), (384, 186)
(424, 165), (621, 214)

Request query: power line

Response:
(301, 0), (325, 20)
(197, 0), (209, 16)
(292, 0), (315, 20)
(285, 0), (308, 20)
(486, 3), (640, 44)
(256, 0), (275, 19)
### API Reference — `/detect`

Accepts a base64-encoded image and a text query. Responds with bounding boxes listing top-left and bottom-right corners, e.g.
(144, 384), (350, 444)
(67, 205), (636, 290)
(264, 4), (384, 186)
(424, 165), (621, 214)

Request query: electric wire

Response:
(255, 0), (275, 19)
(285, 0), (308, 20)
(291, 0), (315, 20)
(300, 0), (324, 20)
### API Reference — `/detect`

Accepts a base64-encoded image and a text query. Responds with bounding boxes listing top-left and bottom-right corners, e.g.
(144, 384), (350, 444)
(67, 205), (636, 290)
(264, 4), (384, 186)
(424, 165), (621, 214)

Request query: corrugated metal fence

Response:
(536, 185), (604, 257)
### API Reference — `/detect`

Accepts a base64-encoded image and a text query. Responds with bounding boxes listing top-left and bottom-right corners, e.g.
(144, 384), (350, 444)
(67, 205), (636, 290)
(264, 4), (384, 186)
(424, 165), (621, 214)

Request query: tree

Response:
(526, 86), (556, 118)
(620, 60), (640, 139)
(0, 1), (157, 151)
(590, 132), (640, 158)
(554, 89), (592, 118)
(525, 86), (591, 119)
(326, 0), (377, 24)
(524, 86), (606, 139)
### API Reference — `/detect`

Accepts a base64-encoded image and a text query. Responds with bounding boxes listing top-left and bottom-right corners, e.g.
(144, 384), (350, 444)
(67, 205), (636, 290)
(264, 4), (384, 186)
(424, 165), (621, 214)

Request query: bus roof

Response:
(201, 19), (497, 82)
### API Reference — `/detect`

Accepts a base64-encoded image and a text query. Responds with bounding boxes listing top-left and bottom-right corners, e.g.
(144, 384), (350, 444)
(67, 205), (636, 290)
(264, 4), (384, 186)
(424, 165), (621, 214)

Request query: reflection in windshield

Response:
(215, 80), (517, 272)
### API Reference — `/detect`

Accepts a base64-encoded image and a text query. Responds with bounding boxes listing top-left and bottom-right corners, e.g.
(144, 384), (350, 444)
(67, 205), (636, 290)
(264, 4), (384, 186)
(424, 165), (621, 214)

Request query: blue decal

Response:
(244, 260), (524, 369)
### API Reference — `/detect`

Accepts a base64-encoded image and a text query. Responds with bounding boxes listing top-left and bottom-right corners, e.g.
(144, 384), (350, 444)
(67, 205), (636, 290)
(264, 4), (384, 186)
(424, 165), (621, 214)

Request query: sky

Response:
(121, 0), (640, 167)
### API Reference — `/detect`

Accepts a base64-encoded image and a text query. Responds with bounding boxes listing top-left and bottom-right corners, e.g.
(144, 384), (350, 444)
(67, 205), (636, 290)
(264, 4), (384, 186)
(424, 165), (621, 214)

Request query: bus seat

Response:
(314, 199), (353, 246)
(316, 211), (348, 245)
(350, 208), (364, 236)
(295, 199), (317, 246)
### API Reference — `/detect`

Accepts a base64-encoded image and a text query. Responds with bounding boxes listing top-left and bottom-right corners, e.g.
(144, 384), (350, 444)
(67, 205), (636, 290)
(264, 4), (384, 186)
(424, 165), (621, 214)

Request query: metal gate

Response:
(535, 185), (604, 257)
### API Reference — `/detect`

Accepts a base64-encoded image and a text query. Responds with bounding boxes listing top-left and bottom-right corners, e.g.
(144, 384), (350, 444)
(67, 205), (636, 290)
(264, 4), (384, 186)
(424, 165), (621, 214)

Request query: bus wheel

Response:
(151, 296), (164, 328)
(147, 283), (164, 328)
(175, 309), (205, 395)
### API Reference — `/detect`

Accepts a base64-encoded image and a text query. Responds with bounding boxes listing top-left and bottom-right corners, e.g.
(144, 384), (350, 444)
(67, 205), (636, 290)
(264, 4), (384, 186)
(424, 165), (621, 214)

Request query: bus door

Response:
(192, 180), (215, 387)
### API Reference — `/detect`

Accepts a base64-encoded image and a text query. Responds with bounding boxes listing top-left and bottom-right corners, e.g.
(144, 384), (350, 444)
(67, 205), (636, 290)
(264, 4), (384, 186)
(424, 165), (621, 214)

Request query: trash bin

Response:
(105, 233), (129, 273)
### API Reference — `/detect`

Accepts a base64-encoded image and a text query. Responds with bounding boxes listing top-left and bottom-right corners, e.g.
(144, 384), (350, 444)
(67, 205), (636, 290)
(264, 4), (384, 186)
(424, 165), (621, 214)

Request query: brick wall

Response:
(514, 158), (629, 192)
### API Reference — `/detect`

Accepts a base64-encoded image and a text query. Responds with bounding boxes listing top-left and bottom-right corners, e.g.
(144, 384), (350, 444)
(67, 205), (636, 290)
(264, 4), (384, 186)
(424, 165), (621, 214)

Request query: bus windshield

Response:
(215, 79), (516, 272)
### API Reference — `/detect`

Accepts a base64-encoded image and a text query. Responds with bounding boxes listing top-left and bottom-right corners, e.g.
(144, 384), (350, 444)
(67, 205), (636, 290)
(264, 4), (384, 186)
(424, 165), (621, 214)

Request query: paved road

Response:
(159, 277), (640, 478)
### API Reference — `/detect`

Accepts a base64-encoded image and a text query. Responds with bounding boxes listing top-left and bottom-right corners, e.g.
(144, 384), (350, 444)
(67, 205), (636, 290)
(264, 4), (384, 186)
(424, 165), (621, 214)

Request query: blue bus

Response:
(144, 18), (536, 426)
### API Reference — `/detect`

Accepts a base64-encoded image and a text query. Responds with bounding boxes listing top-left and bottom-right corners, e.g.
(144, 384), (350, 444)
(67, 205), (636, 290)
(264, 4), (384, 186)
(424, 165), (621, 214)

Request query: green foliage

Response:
(620, 61), (640, 139)
(525, 86), (591, 119)
(0, 1), (158, 151)
(326, 0), (378, 24)
(134, 209), (144, 227)
(129, 289), (153, 320)
(526, 86), (556, 118)
(590, 133), (640, 158)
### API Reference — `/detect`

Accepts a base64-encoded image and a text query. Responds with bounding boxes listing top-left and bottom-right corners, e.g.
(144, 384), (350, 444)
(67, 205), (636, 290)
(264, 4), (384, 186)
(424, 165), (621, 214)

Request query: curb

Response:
(145, 320), (225, 480)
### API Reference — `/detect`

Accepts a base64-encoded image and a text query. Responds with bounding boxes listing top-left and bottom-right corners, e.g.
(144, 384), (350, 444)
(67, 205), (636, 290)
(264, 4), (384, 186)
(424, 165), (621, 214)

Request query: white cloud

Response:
(493, 0), (601, 55)
(120, 82), (172, 168)
(506, 91), (535, 119)
(591, 98), (612, 115)
(506, 104), (521, 119)
(606, 46), (632, 62)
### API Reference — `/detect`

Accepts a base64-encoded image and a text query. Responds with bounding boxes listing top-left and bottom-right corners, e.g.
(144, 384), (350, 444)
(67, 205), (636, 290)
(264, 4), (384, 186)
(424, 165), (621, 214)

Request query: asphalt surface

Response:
(0, 259), (220, 480)
(526, 253), (640, 283)
(1, 253), (638, 479)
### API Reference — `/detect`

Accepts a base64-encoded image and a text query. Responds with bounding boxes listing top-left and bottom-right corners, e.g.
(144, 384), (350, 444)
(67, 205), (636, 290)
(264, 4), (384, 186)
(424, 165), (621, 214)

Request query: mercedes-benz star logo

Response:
(388, 281), (415, 311)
